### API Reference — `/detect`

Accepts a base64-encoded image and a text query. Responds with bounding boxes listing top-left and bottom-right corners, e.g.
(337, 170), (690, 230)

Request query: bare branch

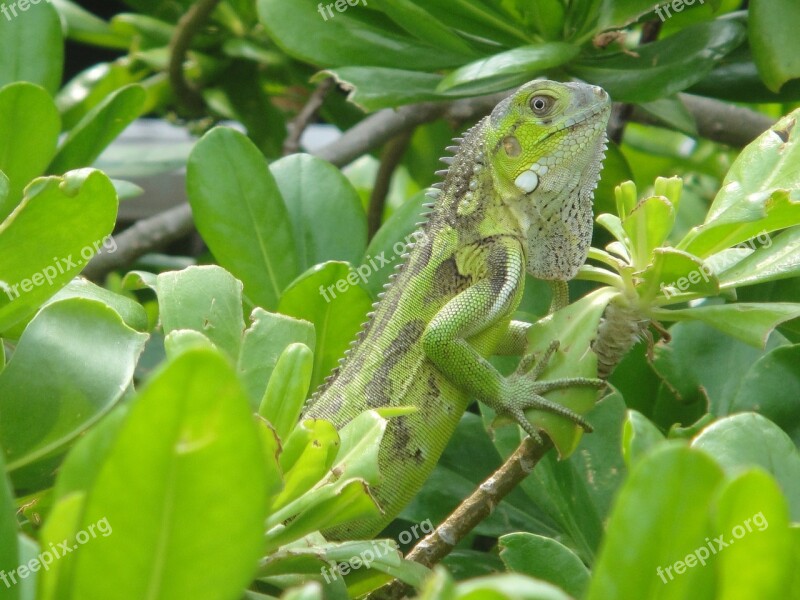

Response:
(373, 436), (554, 600)
(367, 130), (413, 239)
(283, 77), (336, 156)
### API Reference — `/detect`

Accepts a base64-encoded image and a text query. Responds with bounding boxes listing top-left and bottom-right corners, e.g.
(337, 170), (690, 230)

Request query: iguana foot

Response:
(492, 340), (604, 443)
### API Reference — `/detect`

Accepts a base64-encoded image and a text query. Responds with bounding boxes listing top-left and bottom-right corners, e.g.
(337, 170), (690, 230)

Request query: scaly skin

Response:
(304, 80), (611, 539)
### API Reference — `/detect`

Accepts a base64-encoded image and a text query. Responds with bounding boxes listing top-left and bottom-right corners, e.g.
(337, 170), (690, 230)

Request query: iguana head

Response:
(486, 80), (611, 280)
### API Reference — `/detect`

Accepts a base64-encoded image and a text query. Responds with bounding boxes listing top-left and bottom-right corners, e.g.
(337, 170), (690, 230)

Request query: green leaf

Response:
(637, 96), (698, 136)
(692, 412), (800, 520)
(322, 68), (451, 112)
(652, 302), (800, 348)
(568, 20), (746, 103)
(717, 227), (800, 290)
(156, 266), (245, 360)
(271, 154), (367, 271)
(713, 469), (794, 598)
(731, 345), (800, 445)
(499, 533), (590, 598)
(0, 453), (19, 600)
(679, 110), (800, 257)
(621, 410), (665, 468)
(586, 445), (723, 600)
(187, 127), (299, 309)
(623, 195), (676, 271)
(366, 0), (477, 55)
(438, 43), (579, 93)
(0, 169), (118, 333)
(56, 60), (146, 130)
(257, 0), (470, 70)
(258, 342), (314, 441)
(0, 83), (61, 217)
(456, 574), (573, 600)
(749, 0), (800, 92)
(638, 248), (719, 302)
(522, 287), (618, 456)
(0, 299), (147, 472)
(277, 262), (372, 391)
(598, 0), (660, 29)
(50, 0), (131, 49)
(272, 418), (339, 511)
(0, 0), (63, 94)
(63, 349), (269, 600)
(44, 277), (148, 332)
(331, 410), (387, 486)
(48, 84), (146, 174)
(238, 308), (316, 409)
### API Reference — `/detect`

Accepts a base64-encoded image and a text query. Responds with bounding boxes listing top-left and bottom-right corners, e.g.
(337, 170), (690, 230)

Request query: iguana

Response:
(304, 80), (612, 539)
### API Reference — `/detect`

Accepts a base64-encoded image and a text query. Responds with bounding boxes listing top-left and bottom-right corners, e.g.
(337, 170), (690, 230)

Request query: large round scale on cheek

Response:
(502, 135), (521, 157)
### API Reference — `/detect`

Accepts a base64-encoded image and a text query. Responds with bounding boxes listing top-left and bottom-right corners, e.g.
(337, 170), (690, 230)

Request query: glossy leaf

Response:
(692, 412), (800, 520)
(63, 349), (269, 600)
(257, 0), (469, 70)
(438, 43), (579, 93)
(568, 21), (745, 103)
(238, 308), (316, 409)
(0, 169), (118, 332)
(621, 410), (665, 467)
(0, 0), (63, 94)
(48, 84), (146, 175)
(713, 469), (793, 598)
(322, 68), (451, 112)
(587, 445), (723, 600)
(277, 262), (372, 391)
(499, 533), (590, 598)
(731, 344), (800, 444)
(0, 299), (147, 472)
(187, 126), (299, 310)
(679, 110), (800, 257)
(258, 342), (314, 442)
(0, 83), (60, 217)
(270, 154), (367, 271)
(749, 0), (800, 92)
(0, 453), (18, 600)
(717, 226), (800, 289)
(156, 266), (246, 360)
(652, 302), (800, 348)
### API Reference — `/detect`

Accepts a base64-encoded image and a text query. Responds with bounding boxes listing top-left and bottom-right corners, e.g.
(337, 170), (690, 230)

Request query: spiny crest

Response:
(307, 128), (475, 405)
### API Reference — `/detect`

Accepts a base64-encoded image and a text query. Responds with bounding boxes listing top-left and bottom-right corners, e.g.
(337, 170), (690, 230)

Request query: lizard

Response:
(303, 79), (612, 540)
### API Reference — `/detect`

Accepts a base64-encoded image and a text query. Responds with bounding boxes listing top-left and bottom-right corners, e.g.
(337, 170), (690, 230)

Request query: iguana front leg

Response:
(421, 237), (597, 442)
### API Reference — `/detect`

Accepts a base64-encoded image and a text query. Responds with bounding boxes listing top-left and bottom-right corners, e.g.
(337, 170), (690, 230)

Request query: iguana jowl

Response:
(304, 80), (612, 539)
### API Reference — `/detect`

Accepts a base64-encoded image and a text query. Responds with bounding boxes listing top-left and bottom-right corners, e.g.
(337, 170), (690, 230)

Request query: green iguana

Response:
(304, 80), (612, 539)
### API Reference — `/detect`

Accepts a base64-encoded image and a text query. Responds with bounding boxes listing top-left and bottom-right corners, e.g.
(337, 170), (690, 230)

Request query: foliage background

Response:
(0, 0), (799, 598)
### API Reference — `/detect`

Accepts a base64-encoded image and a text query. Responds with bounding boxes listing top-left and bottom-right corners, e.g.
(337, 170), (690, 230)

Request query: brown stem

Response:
(283, 77), (336, 155)
(372, 436), (554, 600)
(168, 0), (222, 114)
(367, 130), (413, 238)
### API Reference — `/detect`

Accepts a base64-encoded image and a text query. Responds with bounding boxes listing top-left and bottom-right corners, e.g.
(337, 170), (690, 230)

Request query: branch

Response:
(283, 77), (335, 155)
(168, 0), (222, 114)
(373, 436), (554, 600)
(82, 203), (195, 280)
(631, 93), (775, 147)
(367, 130), (413, 238)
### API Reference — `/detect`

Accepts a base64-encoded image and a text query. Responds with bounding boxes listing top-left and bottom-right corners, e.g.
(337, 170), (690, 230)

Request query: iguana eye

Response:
(530, 95), (554, 115)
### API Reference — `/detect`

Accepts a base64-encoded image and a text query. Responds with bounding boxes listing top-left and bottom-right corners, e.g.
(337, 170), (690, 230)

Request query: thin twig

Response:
(367, 130), (413, 238)
(372, 436), (554, 600)
(283, 77), (336, 155)
(168, 0), (222, 114)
